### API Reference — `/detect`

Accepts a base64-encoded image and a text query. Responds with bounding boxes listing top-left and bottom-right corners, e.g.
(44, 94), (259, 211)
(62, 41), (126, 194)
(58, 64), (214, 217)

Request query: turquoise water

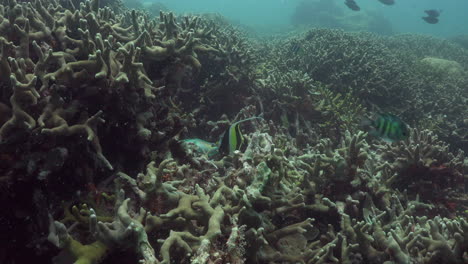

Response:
(1, 0), (466, 262)
(149, 0), (468, 37)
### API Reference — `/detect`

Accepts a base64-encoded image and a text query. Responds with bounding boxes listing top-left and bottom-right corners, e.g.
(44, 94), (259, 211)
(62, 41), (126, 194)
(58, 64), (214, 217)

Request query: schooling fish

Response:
(361, 113), (409, 142)
(378, 0), (395, 5)
(344, 0), (360, 11)
(218, 117), (262, 155)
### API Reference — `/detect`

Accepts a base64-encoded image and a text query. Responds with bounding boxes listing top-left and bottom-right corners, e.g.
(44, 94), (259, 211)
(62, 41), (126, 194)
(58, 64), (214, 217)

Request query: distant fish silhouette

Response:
(422, 16), (439, 24)
(344, 0), (360, 11)
(422, 9), (441, 24)
(378, 0), (395, 5)
(424, 9), (441, 17)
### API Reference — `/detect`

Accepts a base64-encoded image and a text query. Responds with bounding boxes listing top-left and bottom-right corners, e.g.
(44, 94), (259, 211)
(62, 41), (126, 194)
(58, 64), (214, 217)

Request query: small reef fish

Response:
(181, 116), (262, 158)
(180, 138), (219, 157)
(218, 117), (263, 155)
(378, 0), (395, 5)
(361, 113), (409, 142)
(344, 0), (360, 11)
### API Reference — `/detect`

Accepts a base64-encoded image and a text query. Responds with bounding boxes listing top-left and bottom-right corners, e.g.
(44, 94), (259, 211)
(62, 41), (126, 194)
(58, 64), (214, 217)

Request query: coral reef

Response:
(0, 0), (253, 261)
(420, 57), (465, 78)
(450, 34), (468, 50)
(0, 0), (467, 263)
(376, 129), (467, 215)
(276, 29), (414, 108)
(266, 29), (468, 152)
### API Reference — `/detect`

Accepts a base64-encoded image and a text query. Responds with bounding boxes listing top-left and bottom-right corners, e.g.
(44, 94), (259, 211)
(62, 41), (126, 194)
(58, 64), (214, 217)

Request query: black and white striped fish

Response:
(361, 113), (409, 142)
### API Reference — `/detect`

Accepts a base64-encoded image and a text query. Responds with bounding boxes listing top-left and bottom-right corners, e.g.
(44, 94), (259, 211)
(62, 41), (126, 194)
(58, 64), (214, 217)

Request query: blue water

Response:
(146, 0), (468, 37)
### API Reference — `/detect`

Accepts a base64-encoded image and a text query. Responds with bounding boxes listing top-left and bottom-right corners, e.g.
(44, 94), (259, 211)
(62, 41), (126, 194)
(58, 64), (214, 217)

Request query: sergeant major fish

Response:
(361, 113), (409, 142)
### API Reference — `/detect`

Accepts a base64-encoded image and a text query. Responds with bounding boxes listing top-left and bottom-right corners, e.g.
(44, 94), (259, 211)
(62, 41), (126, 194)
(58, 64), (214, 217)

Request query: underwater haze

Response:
(150, 0), (468, 37)
(1, 0), (467, 263)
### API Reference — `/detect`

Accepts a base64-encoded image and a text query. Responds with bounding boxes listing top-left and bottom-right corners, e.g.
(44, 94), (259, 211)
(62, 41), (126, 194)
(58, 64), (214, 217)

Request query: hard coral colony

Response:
(0, 0), (467, 263)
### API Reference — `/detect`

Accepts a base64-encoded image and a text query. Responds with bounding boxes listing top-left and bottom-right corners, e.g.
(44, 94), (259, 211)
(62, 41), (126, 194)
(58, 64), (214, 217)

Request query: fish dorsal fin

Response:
(219, 116), (263, 155)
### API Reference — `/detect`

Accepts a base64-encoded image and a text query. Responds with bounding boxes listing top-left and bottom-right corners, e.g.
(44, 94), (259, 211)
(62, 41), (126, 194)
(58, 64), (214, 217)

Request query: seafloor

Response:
(0, 0), (467, 263)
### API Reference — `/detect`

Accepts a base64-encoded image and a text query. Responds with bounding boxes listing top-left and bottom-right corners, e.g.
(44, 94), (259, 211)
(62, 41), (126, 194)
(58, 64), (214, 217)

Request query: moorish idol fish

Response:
(218, 116), (263, 156)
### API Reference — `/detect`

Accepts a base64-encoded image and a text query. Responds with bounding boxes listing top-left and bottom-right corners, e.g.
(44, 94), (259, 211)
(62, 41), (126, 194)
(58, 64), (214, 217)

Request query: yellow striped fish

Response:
(218, 117), (262, 155)
(362, 113), (409, 142)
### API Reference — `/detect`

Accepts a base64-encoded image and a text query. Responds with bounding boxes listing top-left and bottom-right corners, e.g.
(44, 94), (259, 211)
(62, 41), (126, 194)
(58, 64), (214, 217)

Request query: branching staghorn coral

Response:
(117, 159), (181, 212)
(49, 190), (157, 264)
(44, 123), (467, 264)
(117, 160), (241, 263)
(378, 128), (457, 170)
(356, 193), (467, 264)
(257, 69), (321, 137)
(258, 49), (366, 141)
(264, 27), (468, 154)
(0, 74), (38, 141)
(296, 130), (369, 201)
(376, 128), (466, 212)
(115, 43), (156, 98)
(39, 104), (113, 170)
(157, 188), (225, 263)
(277, 29), (414, 108)
(48, 219), (110, 264)
(1, 1), (246, 261)
(0, 0), (235, 173)
(2, 0), (467, 263)
(90, 195), (158, 264)
(313, 85), (366, 137)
